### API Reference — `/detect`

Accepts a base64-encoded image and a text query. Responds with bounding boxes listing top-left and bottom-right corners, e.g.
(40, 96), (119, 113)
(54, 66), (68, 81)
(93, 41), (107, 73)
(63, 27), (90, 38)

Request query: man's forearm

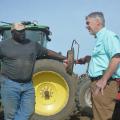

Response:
(47, 50), (66, 61)
(102, 57), (120, 81)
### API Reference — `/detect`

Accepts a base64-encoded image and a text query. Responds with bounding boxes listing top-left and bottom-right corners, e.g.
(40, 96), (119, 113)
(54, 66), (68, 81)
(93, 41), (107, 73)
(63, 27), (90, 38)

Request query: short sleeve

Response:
(36, 42), (48, 59)
(104, 34), (120, 59)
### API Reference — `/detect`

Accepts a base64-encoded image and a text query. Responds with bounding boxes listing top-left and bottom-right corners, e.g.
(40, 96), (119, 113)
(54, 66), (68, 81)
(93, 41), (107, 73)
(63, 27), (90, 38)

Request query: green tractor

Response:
(0, 21), (92, 120)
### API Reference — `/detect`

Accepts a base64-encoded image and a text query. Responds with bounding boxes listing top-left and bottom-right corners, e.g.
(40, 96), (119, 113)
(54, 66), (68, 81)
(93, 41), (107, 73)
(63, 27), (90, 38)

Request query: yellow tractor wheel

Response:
(33, 71), (69, 116)
(30, 59), (76, 120)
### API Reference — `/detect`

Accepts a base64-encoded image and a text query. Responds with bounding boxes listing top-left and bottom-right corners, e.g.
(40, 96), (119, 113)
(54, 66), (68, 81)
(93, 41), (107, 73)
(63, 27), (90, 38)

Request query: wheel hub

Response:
(33, 71), (69, 116)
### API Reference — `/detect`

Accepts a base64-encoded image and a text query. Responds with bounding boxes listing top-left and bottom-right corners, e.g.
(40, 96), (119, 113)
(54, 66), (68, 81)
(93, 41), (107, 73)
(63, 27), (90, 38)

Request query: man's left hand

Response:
(94, 79), (107, 96)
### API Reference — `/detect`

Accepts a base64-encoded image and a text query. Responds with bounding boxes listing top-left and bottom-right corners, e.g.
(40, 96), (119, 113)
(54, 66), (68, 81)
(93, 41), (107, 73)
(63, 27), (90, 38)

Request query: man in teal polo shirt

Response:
(77, 12), (120, 120)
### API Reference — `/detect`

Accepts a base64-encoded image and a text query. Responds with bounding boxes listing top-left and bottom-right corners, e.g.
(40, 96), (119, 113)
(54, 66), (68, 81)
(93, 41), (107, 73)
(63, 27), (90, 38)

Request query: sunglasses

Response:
(15, 29), (25, 33)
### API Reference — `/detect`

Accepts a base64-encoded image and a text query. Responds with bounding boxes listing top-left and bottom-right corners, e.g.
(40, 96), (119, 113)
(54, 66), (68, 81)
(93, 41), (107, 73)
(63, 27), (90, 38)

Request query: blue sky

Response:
(1, 0), (120, 75)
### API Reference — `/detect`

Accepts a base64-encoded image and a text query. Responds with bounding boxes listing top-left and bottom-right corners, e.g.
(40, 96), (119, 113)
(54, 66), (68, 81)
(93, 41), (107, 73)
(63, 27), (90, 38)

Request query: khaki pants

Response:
(90, 81), (118, 120)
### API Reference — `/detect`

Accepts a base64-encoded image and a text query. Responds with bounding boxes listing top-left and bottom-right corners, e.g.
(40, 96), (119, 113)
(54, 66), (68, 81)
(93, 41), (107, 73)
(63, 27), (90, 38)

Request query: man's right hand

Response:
(76, 55), (91, 64)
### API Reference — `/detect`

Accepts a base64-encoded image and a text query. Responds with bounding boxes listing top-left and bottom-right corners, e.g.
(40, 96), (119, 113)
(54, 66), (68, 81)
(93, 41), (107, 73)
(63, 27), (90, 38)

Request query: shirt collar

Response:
(96, 27), (106, 38)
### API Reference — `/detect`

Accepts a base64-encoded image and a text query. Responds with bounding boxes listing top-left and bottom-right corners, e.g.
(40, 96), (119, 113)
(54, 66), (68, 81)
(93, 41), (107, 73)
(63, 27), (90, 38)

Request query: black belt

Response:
(90, 75), (116, 82)
(90, 75), (102, 81)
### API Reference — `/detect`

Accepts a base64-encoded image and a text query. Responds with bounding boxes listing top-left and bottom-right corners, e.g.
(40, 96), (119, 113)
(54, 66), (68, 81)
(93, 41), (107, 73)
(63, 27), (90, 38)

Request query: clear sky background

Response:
(1, 0), (120, 75)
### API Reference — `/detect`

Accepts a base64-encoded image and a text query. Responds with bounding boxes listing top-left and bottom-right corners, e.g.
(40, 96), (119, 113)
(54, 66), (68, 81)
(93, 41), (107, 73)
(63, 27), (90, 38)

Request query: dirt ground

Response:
(70, 115), (91, 120)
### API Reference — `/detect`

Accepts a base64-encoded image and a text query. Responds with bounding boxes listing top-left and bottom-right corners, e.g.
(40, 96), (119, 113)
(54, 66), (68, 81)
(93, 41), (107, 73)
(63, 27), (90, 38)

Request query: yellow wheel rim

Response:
(33, 71), (69, 116)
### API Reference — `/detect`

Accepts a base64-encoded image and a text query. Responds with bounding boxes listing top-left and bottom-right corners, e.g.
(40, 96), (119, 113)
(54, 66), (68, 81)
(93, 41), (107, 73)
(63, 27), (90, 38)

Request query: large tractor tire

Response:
(76, 75), (93, 118)
(30, 59), (76, 120)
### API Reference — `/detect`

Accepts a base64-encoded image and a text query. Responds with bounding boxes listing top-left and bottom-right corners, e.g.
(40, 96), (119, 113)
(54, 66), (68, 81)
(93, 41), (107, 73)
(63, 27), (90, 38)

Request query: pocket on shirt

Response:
(92, 44), (104, 56)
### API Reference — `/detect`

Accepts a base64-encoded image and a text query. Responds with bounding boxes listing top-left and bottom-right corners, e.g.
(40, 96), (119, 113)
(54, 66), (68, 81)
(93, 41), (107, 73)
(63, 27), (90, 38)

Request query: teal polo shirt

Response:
(88, 27), (120, 78)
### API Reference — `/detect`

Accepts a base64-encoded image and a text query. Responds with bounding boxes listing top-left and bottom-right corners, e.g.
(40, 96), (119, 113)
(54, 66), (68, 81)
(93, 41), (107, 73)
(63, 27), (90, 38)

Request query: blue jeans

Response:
(0, 76), (35, 120)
